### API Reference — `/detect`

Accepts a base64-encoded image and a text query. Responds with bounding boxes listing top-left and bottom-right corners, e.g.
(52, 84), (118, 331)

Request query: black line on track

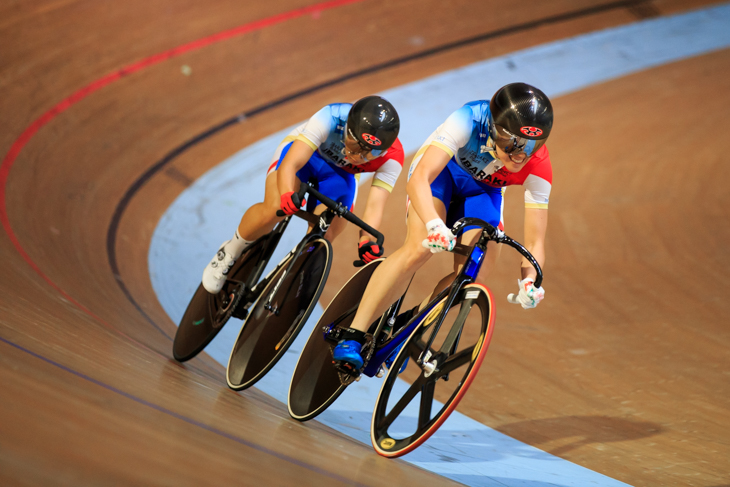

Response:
(107, 0), (653, 340)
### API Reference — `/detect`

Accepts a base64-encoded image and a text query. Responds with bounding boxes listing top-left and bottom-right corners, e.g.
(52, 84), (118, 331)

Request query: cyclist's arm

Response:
(406, 145), (451, 223)
(277, 139), (315, 196)
(522, 208), (547, 281)
(521, 152), (551, 282)
(358, 185), (389, 243)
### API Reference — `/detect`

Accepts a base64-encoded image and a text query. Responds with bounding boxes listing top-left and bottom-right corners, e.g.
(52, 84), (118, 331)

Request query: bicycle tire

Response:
(288, 259), (383, 421)
(226, 237), (332, 391)
(172, 237), (269, 362)
(371, 283), (495, 458)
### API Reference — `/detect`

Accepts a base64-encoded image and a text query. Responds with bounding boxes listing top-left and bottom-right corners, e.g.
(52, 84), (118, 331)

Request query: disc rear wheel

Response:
(288, 259), (383, 421)
(172, 237), (268, 362)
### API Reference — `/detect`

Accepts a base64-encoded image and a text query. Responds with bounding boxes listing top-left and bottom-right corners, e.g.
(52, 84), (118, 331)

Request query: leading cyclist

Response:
(333, 82), (553, 368)
(201, 95), (404, 294)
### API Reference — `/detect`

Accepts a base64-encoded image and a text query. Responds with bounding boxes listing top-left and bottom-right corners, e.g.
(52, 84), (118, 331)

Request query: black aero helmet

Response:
(346, 95), (400, 153)
(489, 82), (553, 157)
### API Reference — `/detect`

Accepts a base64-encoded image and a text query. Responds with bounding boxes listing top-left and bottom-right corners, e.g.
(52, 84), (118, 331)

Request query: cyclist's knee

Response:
(402, 239), (432, 269)
(325, 217), (346, 241)
(263, 198), (284, 221)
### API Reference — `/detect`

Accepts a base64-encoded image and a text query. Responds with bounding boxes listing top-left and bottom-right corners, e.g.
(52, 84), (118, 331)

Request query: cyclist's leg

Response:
(345, 155), (464, 338)
(320, 169), (357, 242)
(202, 141), (297, 293)
(324, 212), (347, 240)
(469, 185), (504, 285)
(347, 200), (440, 333)
(332, 204), (437, 368)
(428, 238), (500, 299)
(237, 142), (298, 241)
(428, 230), (501, 298)
(426, 227), (483, 302)
(333, 155), (464, 368)
(321, 177), (356, 242)
(297, 154), (357, 242)
(301, 201), (347, 241)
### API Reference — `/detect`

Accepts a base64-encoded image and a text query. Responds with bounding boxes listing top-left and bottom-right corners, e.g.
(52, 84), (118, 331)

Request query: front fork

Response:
(417, 242), (485, 375)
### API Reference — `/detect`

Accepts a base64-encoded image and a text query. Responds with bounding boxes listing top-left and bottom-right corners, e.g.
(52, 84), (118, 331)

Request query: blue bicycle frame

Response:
(359, 217), (541, 378)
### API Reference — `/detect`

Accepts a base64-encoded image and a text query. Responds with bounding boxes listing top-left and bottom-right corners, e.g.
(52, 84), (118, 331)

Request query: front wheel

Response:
(371, 283), (495, 458)
(172, 237), (269, 362)
(226, 238), (332, 391)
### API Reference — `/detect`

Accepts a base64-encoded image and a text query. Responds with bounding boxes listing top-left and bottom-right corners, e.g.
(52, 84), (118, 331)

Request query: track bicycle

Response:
(288, 217), (542, 458)
(173, 182), (382, 393)
(172, 206), (292, 362)
(223, 182), (383, 391)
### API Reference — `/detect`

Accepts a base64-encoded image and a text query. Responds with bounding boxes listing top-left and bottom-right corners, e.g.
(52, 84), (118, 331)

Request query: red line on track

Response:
(0, 0), (365, 334)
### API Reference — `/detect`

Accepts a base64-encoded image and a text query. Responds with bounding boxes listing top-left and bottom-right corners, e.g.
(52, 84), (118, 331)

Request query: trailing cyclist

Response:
(201, 95), (404, 294)
(333, 82), (553, 369)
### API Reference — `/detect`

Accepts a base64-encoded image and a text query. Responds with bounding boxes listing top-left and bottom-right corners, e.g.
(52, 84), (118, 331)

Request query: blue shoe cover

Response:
(333, 340), (364, 369)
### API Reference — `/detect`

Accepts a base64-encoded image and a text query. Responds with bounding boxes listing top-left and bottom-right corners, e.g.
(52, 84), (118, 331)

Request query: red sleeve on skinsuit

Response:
(488, 145), (553, 188)
(384, 138), (405, 167)
(527, 145), (552, 184)
(352, 137), (405, 174)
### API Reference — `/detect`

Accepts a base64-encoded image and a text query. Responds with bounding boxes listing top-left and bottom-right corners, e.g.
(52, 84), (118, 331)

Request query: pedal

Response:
(333, 359), (360, 376)
(231, 305), (248, 320)
(227, 285), (248, 320)
(332, 359), (362, 385)
(326, 329), (373, 385)
(322, 323), (344, 343)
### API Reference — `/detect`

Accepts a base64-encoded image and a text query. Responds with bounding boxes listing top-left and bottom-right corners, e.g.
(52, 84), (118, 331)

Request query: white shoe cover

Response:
(202, 243), (237, 293)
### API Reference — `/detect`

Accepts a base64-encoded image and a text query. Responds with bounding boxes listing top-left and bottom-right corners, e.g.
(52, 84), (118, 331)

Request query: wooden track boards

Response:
(1, 0), (728, 485)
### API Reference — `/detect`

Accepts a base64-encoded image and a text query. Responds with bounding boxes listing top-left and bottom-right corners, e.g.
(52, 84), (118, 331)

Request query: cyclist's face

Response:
(490, 125), (546, 171)
(343, 133), (379, 165)
(495, 144), (530, 171)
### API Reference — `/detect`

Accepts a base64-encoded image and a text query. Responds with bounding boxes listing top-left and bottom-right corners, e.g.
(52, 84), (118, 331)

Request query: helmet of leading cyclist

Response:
(489, 82), (553, 157)
(346, 95), (400, 155)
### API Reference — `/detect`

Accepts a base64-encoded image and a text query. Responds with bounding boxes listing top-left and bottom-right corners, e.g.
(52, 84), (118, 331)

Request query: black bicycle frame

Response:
(262, 209), (335, 314)
(224, 215), (292, 320)
(262, 182), (385, 314)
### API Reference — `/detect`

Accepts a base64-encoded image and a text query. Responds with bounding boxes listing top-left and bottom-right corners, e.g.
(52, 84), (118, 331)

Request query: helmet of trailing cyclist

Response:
(346, 96), (400, 155)
(489, 82), (553, 157)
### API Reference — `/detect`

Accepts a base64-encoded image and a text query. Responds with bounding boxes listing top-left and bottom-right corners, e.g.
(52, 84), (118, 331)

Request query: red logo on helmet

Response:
(520, 126), (543, 137)
(361, 133), (382, 146)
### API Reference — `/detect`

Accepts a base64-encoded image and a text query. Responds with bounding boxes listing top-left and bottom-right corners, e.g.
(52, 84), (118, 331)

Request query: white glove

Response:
(422, 218), (456, 253)
(507, 277), (545, 309)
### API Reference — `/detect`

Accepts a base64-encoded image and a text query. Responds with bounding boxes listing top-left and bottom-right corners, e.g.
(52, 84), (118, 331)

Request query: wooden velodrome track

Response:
(2, 0), (729, 485)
